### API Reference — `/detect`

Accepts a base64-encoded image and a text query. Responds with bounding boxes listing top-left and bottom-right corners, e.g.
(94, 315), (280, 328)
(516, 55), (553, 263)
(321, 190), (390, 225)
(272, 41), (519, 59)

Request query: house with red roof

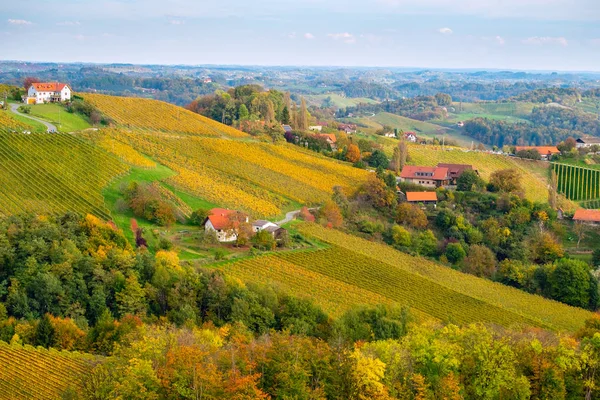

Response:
(406, 191), (438, 206)
(573, 209), (600, 225)
(437, 163), (478, 184)
(316, 133), (338, 150)
(26, 82), (72, 104)
(399, 166), (450, 188)
(515, 146), (560, 161)
(204, 208), (249, 242)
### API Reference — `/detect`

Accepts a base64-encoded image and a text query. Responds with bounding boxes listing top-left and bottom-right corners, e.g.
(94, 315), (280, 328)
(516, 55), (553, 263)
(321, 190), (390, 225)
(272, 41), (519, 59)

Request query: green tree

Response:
(489, 169), (524, 196)
(414, 230), (438, 257)
(116, 275), (146, 317)
(190, 208), (210, 225)
(445, 242), (466, 264)
(35, 314), (56, 348)
(253, 230), (276, 251)
(456, 170), (481, 191)
(593, 249), (600, 269)
(281, 106), (290, 124)
(238, 104), (249, 121)
(369, 150), (389, 169)
(549, 259), (591, 308)
(391, 225), (411, 247)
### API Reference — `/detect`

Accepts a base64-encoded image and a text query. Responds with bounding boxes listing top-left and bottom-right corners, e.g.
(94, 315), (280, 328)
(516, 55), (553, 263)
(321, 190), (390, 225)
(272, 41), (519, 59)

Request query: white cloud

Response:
(8, 19), (32, 25)
(56, 21), (80, 26)
(495, 36), (506, 46)
(438, 27), (453, 35)
(522, 36), (568, 46)
(304, 32), (315, 39)
(328, 32), (356, 44)
(288, 32), (297, 39)
(74, 34), (86, 41)
(169, 19), (185, 25)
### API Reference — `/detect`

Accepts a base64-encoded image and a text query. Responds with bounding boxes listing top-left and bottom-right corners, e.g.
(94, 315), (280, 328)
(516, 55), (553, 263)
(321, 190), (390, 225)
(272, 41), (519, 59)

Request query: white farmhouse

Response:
(252, 220), (279, 233)
(204, 208), (248, 243)
(25, 82), (72, 105)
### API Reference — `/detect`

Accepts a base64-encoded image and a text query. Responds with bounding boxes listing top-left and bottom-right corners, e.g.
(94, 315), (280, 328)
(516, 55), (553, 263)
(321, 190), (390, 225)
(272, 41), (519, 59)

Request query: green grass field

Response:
(3, 111), (47, 133)
(28, 103), (91, 132)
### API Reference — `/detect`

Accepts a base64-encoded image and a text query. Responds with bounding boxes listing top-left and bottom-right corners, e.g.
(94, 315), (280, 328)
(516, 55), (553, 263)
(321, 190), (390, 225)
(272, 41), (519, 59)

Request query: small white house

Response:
(204, 208), (248, 243)
(308, 125), (323, 132)
(252, 220), (279, 233)
(25, 82), (72, 105)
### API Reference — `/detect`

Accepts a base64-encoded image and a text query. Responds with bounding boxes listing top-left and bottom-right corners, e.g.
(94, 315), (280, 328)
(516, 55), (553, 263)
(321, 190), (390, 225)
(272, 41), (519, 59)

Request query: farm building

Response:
(399, 166), (450, 188)
(437, 163), (478, 184)
(282, 125), (293, 133)
(308, 125), (323, 132)
(404, 132), (418, 142)
(204, 208), (249, 242)
(576, 136), (600, 149)
(573, 209), (600, 225)
(252, 220), (279, 233)
(406, 191), (438, 206)
(25, 82), (72, 104)
(338, 124), (357, 134)
(515, 146), (560, 161)
(316, 133), (338, 150)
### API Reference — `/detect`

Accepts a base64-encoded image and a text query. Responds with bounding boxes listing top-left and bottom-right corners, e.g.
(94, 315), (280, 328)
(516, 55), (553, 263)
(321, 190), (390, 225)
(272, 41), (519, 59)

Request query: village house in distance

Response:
(24, 82), (72, 105)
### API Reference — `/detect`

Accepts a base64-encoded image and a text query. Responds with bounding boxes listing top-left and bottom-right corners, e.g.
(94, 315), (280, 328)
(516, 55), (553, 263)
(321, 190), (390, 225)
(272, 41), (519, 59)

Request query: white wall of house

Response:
(252, 222), (278, 233)
(205, 220), (237, 242)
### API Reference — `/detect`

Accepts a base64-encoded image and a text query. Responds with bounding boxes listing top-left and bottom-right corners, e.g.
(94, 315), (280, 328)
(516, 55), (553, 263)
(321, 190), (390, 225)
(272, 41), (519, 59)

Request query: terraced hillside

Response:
(0, 341), (95, 399)
(395, 143), (551, 203)
(89, 129), (370, 217)
(225, 224), (593, 332)
(0, 132), (128, 219)
(82, 93), (248, 137)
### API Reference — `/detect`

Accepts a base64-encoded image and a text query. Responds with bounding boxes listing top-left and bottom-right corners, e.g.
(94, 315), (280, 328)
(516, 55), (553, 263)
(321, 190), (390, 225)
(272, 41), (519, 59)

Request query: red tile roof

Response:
(317, 133), (337, 143)
(206, 208), (237, 230)
(406, 192), (438, 202)
(573, 209), (600, 223)
(31, 82), (70, 92)
(400, 166), (449, 181)
(437, 163), (477, 177)
(515, 146), (560, 155)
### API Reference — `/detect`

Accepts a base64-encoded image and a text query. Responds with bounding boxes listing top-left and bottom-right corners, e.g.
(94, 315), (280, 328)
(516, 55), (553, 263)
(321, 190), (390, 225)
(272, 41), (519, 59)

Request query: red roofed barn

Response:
(204, 208), (249, 242)
(573, 209), (600, 225)
(400, 166), (450, 188)
(26, 82), (72, 104)
(406, 191), (438, 206)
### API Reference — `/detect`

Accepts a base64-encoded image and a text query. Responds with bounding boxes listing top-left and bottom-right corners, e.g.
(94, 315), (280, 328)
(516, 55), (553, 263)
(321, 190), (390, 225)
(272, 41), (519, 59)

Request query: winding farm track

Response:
(9, 103), (57, 132)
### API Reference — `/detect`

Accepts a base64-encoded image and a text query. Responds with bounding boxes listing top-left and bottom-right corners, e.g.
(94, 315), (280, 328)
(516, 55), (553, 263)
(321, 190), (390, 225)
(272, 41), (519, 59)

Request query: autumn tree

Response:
(116, 274), (147, 317)
(396, 203), (428, 229)
(23, 76), (40, 90)
(463, 244), (496, 278)
(489, 169), (524, 196)
(321, 200), (344, 228)
(362, 175), (397, 211)
(391, 225), (411, 247)
(346, 144), (361, 163)
(298, 97), (309, 130)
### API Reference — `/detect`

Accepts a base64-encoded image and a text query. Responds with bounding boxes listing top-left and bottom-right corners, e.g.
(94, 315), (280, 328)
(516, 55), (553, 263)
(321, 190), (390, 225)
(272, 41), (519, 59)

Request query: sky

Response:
(1, 0), (600, 71)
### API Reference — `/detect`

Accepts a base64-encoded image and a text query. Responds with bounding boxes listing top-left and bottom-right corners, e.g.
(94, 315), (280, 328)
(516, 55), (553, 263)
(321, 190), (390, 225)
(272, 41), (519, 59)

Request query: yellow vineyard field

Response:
(98, 129), (370, 217)
(0, 341), (95, 400)
(0, 110), (35, 132)
(79, 129), (156, 168)
(296, 224), (593, 332)
(0, 132), (129, 219)
(81, 93), (248, 137)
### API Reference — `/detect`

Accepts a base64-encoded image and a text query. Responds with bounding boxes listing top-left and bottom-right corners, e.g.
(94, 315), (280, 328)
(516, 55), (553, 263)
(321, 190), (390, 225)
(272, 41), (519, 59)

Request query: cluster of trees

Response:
(338, 93), (452, 121)
(463, 104), (600, 147)
(73, 314), (600, 400)
(186, 85), (310, 135)
(119, 182), (179, 226)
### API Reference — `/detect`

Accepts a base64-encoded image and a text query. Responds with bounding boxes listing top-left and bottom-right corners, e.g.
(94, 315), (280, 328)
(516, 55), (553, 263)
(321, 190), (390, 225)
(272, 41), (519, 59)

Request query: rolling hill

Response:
(225, 224), (593, 332)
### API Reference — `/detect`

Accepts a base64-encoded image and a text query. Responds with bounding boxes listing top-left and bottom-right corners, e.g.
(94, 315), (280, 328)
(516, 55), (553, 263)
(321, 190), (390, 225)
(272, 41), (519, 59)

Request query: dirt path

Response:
(10, 103), (57, 132)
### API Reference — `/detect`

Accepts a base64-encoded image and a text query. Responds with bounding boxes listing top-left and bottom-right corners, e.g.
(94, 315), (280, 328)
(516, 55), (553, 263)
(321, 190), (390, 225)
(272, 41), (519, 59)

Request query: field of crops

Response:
(79, 129), (156, 168)
(553, 163), (600, 201)
(297, 224), (593, 331)
(96, 129), (369, 217)
(401, 144), (551, 202)
(82, 93), (248, 137)
(0, 132), (128, 219)
(0, 341), (95, 399)
(0, 110), (36, 132)
(226, 224), (593, 332)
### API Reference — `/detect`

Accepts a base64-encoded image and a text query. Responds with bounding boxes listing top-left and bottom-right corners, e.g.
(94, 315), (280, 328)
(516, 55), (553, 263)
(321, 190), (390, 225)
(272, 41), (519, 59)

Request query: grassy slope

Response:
(2, 110), (47, 133)
(28, 103), (91, 132)
(0, 341), (95, 400)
